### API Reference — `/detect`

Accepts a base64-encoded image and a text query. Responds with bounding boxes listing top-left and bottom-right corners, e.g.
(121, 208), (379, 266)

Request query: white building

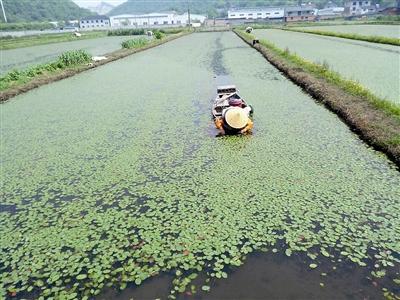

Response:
(80, 15), (110, 29)
(344, 0), (376, 15)
(109, 12), (206, 27)
(316, 7), (344, 18)
(227, 7), (285, 20)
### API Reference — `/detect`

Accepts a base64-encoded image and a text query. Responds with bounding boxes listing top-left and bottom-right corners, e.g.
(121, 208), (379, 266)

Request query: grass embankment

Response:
(0, 31), (108, 50)
(282, 27), (400, 46)
(0, 31), (191, 102)
(234, 29), (400, 166)
(0, 50), (91, 91)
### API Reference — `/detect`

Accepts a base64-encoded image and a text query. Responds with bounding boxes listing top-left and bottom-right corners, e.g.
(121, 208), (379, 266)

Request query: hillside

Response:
(1, 0), (93, 23)
(87, 2), (115, 15)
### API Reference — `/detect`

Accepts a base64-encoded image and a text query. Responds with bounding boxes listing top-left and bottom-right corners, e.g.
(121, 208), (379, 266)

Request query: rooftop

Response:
(81, 15), (109, 20)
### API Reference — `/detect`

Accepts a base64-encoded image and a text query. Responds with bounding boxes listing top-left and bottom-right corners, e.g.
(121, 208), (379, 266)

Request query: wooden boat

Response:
(212, 85), (253, 118)
(212, 85), (253, 134)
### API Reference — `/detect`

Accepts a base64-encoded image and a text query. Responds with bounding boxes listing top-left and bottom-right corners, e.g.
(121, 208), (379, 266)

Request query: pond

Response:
(295, 24), (400, 38)
(0, 32), (399, 300)
(254, 29), (400, 104)
(0, 36), (138, 75)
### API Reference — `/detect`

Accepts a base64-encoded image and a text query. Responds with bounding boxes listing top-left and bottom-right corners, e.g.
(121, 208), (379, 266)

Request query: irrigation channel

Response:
(0, 32), (399, 299)
(254, 29), (400, 104)
(0, 36), (138, 75)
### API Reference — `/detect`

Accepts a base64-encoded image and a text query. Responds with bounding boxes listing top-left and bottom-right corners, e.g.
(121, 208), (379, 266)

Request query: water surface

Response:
(1, 32), (399, 299)
(296, 24), (400, 38)
(0, 36), (135, 75)
(254, 28), (400, 103)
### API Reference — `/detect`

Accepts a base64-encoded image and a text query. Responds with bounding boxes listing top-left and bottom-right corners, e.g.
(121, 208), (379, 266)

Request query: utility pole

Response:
(0, 0), (7, 23)
(187, 0), (191, 26)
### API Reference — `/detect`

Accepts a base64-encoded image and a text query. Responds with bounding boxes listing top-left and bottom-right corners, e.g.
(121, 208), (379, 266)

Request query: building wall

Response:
(344, 1), (375, 15)
(109, 13), (206, 27)
(227, 7), (285, 19)
(285, 15), (316, 22)
(80, 19), (110, 29)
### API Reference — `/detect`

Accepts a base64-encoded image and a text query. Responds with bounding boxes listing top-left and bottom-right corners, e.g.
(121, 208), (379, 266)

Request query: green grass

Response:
(121, 37), (148, 49)
(239, 30), (400, 119)
(0, 50), (92, 91)
(0, 31), (108, 50)
(282, 27), (400, 46)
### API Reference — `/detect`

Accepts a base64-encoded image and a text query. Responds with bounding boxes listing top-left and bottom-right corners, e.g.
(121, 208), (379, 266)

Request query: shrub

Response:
(121, 37), (148, 49)
(154, 30), (165, 40)
(108, 29), (145, 36)
(57, 50), (91, 66)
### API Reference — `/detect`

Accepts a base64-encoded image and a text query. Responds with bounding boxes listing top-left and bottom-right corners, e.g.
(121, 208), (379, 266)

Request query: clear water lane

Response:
(0, 36), (135, 75)
(254, 28), (400, 104)
(1, 32), (399, 299)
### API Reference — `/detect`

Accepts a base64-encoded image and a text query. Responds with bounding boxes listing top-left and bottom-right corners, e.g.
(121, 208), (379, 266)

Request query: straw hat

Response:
(223, 107), (249, 130)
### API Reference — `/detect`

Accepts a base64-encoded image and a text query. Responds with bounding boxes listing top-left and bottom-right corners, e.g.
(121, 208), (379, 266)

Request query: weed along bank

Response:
(0, 15), (400, 300)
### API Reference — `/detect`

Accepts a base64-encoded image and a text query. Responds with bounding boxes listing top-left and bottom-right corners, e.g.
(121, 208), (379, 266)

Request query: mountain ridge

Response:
(1, 0), (93, 23)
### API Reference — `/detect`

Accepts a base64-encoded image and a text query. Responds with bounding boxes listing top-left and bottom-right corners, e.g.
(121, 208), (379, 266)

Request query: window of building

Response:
(82, 25), (85, 28)
(274, 12), (280, 14)
(240, 13), (244, 16)
(96, 20), (99, 23)
(359, 1), (362, 4)
(154, 21), (158, 25)
(266, 12), (270, 15)
(231, 14), (236, 16)
(177, 20), (181, 24)
(353, 1), (356, 4)
(163, 21), (168, 24)
(257, 13), (262, 15)
(143, 22), (148, 25)
(305, 16), (308, 19)
(353, 7), (356, 10)
(248, 13), (253, 15)
(101, 19), (104, 23)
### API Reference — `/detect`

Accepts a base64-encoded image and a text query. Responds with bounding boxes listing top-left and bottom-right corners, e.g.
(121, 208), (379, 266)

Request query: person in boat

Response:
(214, 98), (253, 135)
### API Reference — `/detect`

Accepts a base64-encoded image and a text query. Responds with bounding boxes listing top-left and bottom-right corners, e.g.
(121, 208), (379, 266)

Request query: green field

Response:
(254, 29), (400, 104)
(1, 32), (399, 299)
(0, 36), (141, 75)
(295, 24), (400, 38)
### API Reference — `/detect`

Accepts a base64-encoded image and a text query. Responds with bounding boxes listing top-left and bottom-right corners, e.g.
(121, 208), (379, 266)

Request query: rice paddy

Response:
(254, 29), (400, 104)
(0, 32), (399, 300)
(295, 24), (400, 38)
(0, 36), (139, 75)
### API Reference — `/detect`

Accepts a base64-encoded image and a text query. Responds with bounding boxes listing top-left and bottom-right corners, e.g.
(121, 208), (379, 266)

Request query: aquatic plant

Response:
(282, 27), (400, 46)
(0, 32), (399, 300)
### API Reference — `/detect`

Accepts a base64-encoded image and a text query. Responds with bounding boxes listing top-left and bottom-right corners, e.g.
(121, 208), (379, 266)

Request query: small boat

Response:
(212, 85), (253, 135)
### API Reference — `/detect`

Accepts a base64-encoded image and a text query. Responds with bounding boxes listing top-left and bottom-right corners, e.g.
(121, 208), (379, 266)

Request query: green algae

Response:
(0, 32), (399, 299)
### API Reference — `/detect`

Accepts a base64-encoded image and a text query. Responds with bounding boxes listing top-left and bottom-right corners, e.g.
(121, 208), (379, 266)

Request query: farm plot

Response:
(295, 24), (400, 38)
(1, 32), (399, 300)
(0, 36), (137, 75)
(254, 29), (400, 103)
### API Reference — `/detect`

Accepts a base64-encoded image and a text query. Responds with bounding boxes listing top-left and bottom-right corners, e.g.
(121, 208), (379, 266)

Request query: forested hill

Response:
(1, 0), (93, 22)
(110, 0), (322, 17)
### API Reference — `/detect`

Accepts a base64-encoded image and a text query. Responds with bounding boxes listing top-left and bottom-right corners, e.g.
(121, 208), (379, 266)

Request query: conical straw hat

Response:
(224, 107), (248, 130)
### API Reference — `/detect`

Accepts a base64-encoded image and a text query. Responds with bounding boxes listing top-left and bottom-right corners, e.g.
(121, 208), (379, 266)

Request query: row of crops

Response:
(1, 32), (399, 299)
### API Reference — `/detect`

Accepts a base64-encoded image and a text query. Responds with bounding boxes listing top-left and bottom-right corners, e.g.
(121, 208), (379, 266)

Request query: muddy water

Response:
(254, 29), (400, 103)
(0, 36), (135, 75)
(1, 32), (399, 300)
